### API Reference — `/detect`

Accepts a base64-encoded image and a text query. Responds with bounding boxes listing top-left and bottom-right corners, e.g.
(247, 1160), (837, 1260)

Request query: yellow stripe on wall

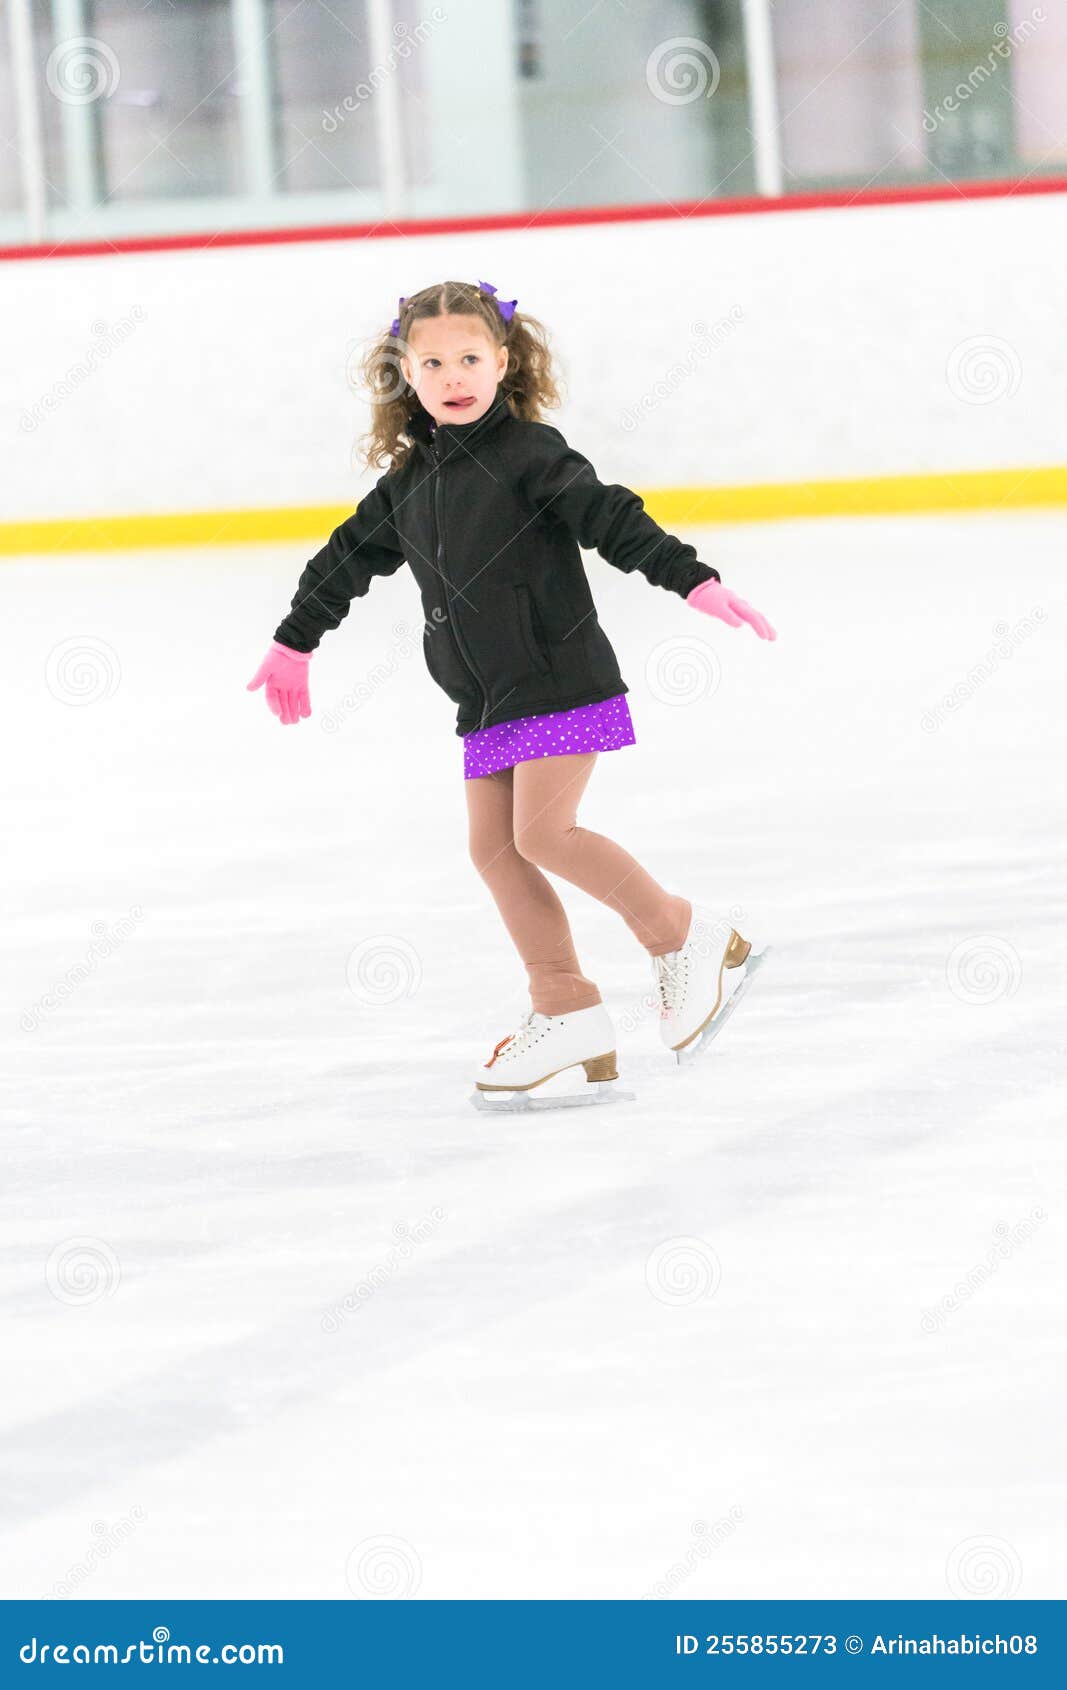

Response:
(649, 465), (1067, 524)
(0, 505), (349, 556)
(3, 466), (1066, 557)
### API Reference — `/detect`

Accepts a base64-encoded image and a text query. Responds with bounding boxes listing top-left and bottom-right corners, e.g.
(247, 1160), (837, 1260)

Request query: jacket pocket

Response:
(423, 622), (472, 705)
(513, 583), (552, 676)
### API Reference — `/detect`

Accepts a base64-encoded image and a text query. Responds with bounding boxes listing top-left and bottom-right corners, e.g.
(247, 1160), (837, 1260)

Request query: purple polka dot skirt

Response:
(463, 692), (636, 779)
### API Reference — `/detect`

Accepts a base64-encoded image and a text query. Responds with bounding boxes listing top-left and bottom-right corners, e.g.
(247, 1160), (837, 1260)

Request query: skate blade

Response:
(673, 946), (771, 1068)
(470, 1079), (637, 1114)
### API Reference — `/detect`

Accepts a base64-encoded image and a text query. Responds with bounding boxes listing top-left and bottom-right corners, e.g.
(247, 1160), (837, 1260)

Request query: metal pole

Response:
(51, 0), (104, 213)
(8, 0), (49, 240)
(232, 0), (277, 196)
(741, 0), (784, 197)
(367, 0), (407, 217)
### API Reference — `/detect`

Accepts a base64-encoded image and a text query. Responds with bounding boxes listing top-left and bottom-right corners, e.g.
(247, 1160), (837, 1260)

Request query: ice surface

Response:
(2, 512), (1064, 1599)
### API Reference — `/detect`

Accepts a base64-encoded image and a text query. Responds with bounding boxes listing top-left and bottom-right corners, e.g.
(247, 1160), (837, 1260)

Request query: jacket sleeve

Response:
(272, 473), (407, 652)
(518, 424), (720, 600)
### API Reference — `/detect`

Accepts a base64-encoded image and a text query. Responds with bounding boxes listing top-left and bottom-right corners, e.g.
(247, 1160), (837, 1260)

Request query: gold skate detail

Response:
(475, 1049), (619, 1092)
(673, 928), (751, 1052)
(723, 930), (752, 969)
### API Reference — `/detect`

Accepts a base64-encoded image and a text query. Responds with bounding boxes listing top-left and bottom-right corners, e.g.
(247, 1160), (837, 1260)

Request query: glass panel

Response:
(86, 0), (242, 203)
(773, 0), (926, 191)
(1005, 0), (1067, 169)
(267, 0), (380, 196)
(7, 0), (1063, 243)
(916, 0), (1015, 180)
(517, 0), (754, 209)
(772, 0), (1066, 192)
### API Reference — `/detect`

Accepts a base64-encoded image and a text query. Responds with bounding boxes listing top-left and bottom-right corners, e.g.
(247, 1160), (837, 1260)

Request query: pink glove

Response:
(246, 640), (312, 725)
(686, 578), (776, 640)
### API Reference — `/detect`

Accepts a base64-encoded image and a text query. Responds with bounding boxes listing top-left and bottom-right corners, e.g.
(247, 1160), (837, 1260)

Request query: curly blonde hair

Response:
(355, 279), (563, 472)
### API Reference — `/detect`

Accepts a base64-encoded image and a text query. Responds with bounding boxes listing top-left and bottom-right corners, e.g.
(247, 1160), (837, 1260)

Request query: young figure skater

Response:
(247, 279), (776, 1109)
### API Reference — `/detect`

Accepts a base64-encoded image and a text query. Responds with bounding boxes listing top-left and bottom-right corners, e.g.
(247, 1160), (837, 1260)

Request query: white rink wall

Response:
(3, 189), (1064, 523)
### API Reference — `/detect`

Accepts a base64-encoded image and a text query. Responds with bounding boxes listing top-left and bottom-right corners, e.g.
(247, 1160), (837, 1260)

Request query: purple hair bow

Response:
(389, 281), (517, 338)
(476, 279), (518, 323)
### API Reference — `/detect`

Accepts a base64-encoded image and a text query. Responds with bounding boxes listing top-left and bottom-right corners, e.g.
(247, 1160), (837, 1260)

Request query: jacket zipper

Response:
(433, 433), (490, 727)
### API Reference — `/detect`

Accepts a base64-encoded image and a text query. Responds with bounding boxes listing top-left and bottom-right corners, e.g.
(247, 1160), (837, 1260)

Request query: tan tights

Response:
(465, 753), (691, 1015)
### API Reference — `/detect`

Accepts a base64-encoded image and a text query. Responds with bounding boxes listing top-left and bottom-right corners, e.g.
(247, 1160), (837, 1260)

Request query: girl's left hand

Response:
(686, 579), (777, 640)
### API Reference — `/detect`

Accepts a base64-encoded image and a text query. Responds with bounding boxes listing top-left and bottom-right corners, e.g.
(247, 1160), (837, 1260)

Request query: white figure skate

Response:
(470, 1002), (636, 1113)
(653, 906), (770, 1067)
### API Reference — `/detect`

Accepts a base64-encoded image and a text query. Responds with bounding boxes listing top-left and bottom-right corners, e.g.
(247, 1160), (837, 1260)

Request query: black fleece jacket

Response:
(274, 392), (719, 736)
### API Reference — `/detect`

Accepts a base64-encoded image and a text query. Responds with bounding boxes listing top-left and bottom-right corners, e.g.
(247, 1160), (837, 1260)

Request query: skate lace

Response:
(486, 1010), (544, 1067)
(652, 952), (685, 1019)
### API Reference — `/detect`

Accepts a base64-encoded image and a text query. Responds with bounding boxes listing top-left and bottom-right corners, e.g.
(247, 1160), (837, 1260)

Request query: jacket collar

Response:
(405, 391), (514, 463)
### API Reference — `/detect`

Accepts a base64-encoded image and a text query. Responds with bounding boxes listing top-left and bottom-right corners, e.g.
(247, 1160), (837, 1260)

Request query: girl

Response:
(247, 279), (776, 1111)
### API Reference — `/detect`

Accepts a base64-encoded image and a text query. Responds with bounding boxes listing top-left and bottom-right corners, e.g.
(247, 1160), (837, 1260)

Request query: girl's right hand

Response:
(246, 640), (313, 725)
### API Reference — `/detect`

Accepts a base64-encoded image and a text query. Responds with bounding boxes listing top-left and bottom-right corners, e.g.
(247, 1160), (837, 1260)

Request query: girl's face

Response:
(402, 314), (508, 426)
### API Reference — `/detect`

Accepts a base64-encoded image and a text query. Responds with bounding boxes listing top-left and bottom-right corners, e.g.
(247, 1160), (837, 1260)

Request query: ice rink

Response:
(3, 510), (1064, 1599)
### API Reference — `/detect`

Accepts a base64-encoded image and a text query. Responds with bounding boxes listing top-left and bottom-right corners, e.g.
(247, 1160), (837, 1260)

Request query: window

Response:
(517, 0), (754, 208)
(267, 0), (376, 196)
(773, 0), (926, 190)
(772, 0), (1067, 192)
(1, 1), (1064, 245)
(91, 0), (242, 202)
